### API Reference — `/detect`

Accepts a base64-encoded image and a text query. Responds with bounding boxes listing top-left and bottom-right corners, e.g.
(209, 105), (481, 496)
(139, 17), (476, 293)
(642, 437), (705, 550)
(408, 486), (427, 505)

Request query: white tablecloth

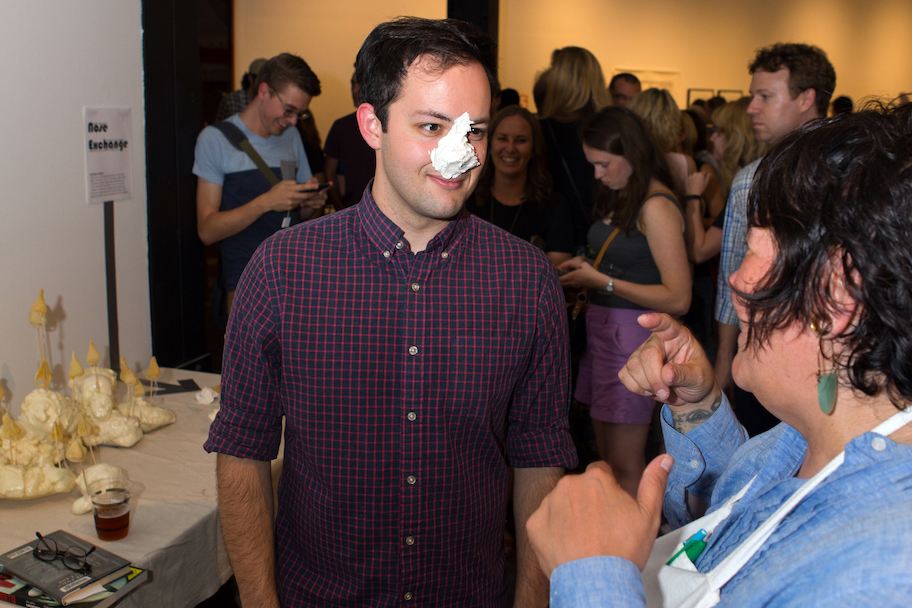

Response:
(0, 368), (237, 608)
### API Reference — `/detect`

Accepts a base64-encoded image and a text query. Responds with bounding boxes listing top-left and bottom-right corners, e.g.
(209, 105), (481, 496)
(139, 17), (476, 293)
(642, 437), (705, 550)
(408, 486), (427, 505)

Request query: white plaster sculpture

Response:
(71, 463), (128, 515)
(17, 389), (79, 440)
(117, 398), (176, 433)
(0, 461), (75, 499)
(1, 365), (179, 499)
(69, 368), (144, 448)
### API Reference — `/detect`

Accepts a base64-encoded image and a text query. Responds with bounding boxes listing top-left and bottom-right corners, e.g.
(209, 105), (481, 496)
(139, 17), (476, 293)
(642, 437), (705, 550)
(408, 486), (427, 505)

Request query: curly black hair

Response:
(743, 103), (912, 409)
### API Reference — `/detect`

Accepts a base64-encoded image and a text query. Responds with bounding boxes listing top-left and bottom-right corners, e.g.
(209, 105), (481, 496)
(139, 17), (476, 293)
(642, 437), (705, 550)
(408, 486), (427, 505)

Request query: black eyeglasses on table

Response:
(33, 532), (95, 573)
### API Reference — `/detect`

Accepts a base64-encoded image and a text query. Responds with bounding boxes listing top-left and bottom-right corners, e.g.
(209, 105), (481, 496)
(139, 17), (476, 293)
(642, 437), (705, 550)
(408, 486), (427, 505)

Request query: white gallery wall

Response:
(0, 1), (151, 415)
(499, 0), (912, 111)
(232, 0), (447, 144)
(234, 0), (912, 132)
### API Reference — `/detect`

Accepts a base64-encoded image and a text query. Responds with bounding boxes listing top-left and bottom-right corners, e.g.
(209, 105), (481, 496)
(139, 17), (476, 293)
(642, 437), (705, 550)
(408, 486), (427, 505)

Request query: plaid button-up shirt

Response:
(206, 185), (577, 607)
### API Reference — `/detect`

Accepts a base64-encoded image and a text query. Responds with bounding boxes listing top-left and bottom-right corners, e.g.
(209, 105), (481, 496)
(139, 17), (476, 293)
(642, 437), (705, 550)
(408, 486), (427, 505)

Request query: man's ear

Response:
(357, 103), (382, 151)
(797, 87), (817, 115)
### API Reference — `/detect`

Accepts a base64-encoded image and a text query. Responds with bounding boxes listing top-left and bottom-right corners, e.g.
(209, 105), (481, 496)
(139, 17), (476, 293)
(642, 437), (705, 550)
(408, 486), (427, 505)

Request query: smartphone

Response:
(303, 183), (330, 193)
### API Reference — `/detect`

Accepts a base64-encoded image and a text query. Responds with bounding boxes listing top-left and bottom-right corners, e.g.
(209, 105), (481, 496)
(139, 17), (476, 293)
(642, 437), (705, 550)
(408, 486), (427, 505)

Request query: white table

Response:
(0, 368), (248, 608)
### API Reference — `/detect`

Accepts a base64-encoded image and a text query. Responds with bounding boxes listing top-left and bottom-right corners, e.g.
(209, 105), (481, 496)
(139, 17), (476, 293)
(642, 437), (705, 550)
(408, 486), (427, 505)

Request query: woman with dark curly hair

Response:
(529, 104), (912, 607)
(469, 105), (573, 265)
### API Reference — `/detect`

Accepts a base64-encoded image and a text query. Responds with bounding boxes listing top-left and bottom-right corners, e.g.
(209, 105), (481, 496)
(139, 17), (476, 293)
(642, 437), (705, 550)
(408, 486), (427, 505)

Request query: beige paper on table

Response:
(84, 107), (133, 205)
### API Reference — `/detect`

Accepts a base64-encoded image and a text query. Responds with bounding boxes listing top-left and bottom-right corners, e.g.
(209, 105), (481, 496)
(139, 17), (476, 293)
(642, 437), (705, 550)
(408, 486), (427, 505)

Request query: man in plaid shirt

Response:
(206, 17), (577, 608)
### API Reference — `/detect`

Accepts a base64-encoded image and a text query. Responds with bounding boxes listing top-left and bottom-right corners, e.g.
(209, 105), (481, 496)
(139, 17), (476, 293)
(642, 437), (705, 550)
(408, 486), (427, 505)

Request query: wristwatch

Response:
(605, 277), (615, 293)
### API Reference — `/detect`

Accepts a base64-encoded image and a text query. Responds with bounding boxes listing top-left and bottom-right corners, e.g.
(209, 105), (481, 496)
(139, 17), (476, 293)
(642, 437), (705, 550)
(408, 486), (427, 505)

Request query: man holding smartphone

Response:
(193, 53), (328, 305)
(206, 17), (576, 608)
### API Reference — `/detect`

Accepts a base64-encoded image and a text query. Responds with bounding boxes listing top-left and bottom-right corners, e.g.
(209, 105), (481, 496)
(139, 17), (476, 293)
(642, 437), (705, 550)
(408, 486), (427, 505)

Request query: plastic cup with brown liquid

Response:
(88, 477), (134, 541)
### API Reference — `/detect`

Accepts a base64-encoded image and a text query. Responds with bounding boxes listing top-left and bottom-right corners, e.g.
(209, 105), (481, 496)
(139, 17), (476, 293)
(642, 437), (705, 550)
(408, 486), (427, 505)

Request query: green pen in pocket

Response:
(666, 529), (709, 566)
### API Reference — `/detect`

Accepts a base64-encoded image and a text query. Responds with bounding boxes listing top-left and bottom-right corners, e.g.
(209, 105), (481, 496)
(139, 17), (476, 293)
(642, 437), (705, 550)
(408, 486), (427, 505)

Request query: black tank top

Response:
(588, 192), (683, 310)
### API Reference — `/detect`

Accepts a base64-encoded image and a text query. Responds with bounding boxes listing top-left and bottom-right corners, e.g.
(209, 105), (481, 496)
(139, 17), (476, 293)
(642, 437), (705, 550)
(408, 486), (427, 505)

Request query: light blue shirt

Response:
(714, 159), (760, 327)
(550, 398), (912, 606)
(192, 114), (311, 186)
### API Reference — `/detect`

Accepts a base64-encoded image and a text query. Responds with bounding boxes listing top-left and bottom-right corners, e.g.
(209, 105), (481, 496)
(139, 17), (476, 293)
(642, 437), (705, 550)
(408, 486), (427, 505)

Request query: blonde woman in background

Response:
(680, 110), (724, 229)
(633, 88), (725, 360)
(538, 46), (612, 249)
(686, 97), (767, 264)
(629, 88), (695, 188)
(711, 97), (767, 198)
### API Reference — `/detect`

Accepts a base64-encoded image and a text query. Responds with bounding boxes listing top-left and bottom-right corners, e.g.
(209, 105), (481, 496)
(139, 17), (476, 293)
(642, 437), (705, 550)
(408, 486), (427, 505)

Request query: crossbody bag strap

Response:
(212, 121), (281, 186)
(571, 227), (620, 319)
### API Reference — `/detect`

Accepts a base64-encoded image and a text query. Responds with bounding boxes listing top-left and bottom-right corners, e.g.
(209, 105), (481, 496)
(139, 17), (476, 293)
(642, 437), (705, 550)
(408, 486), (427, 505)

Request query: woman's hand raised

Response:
(619, 313), (723, 432)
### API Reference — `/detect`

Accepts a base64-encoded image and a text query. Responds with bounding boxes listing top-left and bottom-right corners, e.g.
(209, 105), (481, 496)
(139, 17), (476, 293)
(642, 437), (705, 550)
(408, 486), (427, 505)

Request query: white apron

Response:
(642, 406), (912, 608)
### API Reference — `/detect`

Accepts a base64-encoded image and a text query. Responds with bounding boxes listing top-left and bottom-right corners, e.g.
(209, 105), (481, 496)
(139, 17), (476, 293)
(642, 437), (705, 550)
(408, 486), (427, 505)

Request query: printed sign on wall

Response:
(84, 107), (133, 204)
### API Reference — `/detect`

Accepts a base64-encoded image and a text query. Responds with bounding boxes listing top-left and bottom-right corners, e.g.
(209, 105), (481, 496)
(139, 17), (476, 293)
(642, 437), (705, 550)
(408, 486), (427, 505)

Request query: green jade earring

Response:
(811, 316), (837, 415)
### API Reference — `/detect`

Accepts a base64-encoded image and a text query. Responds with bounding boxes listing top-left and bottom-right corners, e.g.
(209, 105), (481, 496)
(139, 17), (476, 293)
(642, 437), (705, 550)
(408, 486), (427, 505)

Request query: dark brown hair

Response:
(355, 17), (498, 131)
(256, 53), (321, 97)
(581, 106), (677, 232)
(749, 43), (836, 118)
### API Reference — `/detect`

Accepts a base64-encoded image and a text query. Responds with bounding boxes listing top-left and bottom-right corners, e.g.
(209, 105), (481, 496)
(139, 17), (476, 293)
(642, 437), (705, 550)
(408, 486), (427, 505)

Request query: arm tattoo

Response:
(672, 394), (722, 434)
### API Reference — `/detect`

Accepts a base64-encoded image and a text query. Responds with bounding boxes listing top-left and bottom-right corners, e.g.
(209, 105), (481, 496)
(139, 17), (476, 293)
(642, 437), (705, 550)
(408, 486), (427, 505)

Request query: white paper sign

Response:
(84, 107), (133, 204)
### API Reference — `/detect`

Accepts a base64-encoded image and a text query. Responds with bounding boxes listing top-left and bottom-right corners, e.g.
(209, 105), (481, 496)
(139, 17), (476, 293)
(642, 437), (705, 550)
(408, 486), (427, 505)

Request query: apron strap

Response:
(705, 405), (912, 592)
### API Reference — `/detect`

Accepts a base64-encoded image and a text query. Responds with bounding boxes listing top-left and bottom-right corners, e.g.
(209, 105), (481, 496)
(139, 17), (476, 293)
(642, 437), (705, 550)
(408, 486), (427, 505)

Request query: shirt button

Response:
(407, 411), (417, 421)
(411, 282), (420, 292)
(383, 251), (391, 259)
(403, 592), (413, 601)
(406, 475), (417, 485)
(872, 437), (887, 451)
(395, 240), (404, 250)
(408, 346), (419, 356)
(405, 536), (415, 546)
(441, 251), (449, 259)
(690, 459), (700, 469)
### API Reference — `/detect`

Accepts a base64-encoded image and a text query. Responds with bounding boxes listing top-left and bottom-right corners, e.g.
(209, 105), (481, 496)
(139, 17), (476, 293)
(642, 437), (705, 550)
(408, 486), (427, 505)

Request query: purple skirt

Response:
(575, 304), (657, 425)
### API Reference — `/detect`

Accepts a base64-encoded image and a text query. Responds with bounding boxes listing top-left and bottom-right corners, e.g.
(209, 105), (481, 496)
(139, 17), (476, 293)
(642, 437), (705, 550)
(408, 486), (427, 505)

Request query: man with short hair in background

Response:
(714, 43), (836, 434)
(215, 57), (266, 122)
(609, 72), (641, 106)
(193, 53), (327, 306)
(323, 69), (376, 210)
(205, 17), (576, 608)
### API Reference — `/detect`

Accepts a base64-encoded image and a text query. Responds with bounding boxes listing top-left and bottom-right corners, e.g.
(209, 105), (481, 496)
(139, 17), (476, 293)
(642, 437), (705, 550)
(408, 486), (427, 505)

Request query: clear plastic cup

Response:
(88, 477), (134, 541)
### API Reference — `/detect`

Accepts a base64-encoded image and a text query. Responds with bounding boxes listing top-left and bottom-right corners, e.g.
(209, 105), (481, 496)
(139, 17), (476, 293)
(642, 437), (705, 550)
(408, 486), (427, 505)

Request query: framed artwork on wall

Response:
(687, 88), (715, 107)
(718, 89), (745, 101)
(613, 69), (682, 106)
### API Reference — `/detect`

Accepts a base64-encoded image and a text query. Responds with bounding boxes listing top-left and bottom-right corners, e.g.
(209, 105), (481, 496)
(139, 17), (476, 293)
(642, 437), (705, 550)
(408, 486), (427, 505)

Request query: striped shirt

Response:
(715, 159), (761, 326)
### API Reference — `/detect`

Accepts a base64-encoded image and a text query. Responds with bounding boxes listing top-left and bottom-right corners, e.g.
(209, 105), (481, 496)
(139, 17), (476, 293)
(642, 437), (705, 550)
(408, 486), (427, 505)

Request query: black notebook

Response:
(0, 532), (131, 606)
